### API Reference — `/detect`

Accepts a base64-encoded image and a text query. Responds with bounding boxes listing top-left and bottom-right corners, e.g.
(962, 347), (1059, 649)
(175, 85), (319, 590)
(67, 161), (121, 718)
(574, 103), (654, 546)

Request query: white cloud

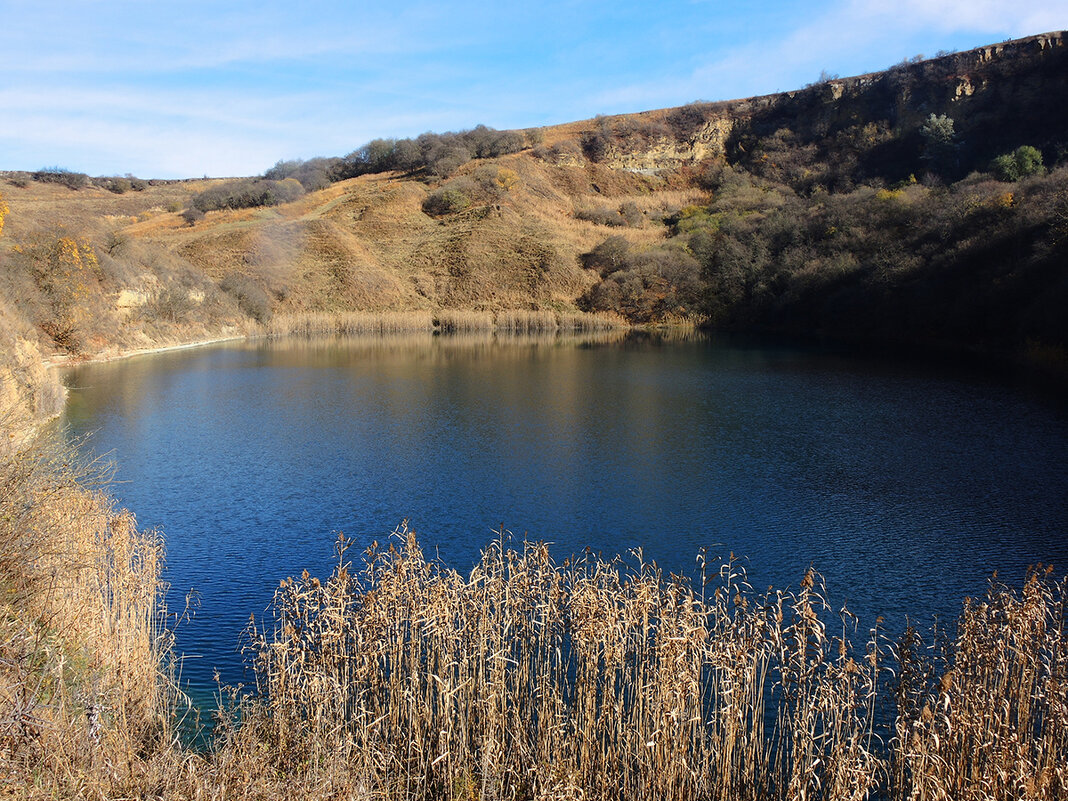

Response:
(850, 0), (1068, 35)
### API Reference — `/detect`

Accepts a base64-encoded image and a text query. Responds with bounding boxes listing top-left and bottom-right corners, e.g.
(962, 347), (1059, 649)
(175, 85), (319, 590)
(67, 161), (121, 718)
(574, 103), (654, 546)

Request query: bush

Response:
(580, 235), (631, 275)
(991, 146), (1045, 182)
(181, 208), (205, 226)
(144, 286), (193, 322)
(265, 158), (339, 191)
(32, 167), (88, 190)
(422, 184), (472, 216)
(666, 103), (710, 140)
(581, 245), (703, 321)
(192, 178), (305, 212)
(620, 201), (644, 227)
(220, 273), (272, 323)
(581, 131), (610, 163)
(575, 206), (625, 227)
(94, 176), (131, 194)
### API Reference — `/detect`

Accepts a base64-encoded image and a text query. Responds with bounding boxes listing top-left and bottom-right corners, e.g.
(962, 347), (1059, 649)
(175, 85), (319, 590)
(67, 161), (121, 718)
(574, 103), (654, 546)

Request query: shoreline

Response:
(44, 333), (252, 370)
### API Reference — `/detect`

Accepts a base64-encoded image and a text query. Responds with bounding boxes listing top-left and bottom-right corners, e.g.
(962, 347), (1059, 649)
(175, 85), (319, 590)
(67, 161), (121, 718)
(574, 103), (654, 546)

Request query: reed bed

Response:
(493, 309), (559, 334)
(430, 310), (493, 333)
(556, 311), (628, 332)
(238, 525), (1067, 801)
(268, 310), (436, 338)
(0, 436), (177, 797)
(267, 309), (629, 340)
(2, 438), (1062, 800)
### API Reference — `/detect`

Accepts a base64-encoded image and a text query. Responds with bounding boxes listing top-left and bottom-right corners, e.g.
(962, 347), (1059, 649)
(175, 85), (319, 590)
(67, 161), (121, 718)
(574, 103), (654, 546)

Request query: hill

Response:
(2, 31), (1067, 434)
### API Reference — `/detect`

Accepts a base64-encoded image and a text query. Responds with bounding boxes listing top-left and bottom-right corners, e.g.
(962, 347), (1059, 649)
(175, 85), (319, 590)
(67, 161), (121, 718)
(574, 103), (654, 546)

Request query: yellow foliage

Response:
(0, 190), (8, 237)
(876, 188), (903, 201)
(494, 168), (519, 191)
(998, 191), (1015, 208)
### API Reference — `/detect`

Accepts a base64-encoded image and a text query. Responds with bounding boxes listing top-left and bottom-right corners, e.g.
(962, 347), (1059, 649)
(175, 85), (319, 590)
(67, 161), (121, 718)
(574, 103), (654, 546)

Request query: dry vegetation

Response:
(2, 32), (1067, 799)
(1, 438), (1065, 800)
(0, 433), (175, 797)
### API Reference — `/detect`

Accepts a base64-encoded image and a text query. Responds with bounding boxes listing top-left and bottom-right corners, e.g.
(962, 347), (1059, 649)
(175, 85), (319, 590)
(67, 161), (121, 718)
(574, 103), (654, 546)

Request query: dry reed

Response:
(233, 524), (1067, 801)
(493, 309), (559, 334)
(0, 436), (178, 797)
(267, 310), (436, 338)
(435, 310), (496, 333)
(3, 444), (1063, 801)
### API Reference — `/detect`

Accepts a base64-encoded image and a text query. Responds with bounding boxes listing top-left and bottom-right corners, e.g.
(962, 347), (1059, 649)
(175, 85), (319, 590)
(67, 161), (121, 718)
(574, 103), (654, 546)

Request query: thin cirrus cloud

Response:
(596, 0), (1068, 112)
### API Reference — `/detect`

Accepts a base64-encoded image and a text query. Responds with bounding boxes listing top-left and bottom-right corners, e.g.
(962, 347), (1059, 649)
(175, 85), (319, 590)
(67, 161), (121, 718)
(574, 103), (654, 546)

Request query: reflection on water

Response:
(60, 331), (1068, 691)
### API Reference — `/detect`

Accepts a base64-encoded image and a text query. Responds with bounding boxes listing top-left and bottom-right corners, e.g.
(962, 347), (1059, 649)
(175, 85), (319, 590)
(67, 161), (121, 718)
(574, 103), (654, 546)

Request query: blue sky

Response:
(1, 0), (1066, 178)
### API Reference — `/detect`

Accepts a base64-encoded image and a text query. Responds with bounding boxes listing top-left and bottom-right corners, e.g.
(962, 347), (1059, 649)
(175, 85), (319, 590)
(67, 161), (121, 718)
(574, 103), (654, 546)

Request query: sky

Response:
(1, 0), (1066, 179)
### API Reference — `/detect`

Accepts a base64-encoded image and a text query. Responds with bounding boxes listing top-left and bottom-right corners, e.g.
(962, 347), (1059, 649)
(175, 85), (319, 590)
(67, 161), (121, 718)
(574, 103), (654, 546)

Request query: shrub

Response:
(470, 165), (518, 198)
(919, 114), (957, 174)
(620, 201), (644, 227)
(575, 206), (626, 227)
(94, 176), (131, 194)
(32, 167), (89, 190)
(580, 235), (631, 275)
(581, 131), (611, 162)
(144, 286), (194, 322)
(181, 207), (205, 226)
(192, 178), (305, 213)
(991, 146), (1045, 182)
(666, 102), (710, 140)
(422, 184), (472, 216)
(219, 273), (272, 323)
(265, 158), (339, 191)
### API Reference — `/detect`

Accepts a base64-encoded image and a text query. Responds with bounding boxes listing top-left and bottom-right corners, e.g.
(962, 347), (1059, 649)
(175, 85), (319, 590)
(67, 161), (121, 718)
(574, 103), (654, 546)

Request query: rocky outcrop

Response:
(604, 118), (735, 172)
(0, 301), (65, 453)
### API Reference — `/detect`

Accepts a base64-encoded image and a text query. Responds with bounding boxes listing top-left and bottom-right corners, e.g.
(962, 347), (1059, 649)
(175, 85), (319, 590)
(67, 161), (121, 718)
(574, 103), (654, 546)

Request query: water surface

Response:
(60, 332), (1068, 691)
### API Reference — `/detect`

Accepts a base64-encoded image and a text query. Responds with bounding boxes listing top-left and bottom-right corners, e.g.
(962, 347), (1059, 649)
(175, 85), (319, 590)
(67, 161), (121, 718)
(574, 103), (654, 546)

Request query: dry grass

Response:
(268, 310), (436, 337)
(493, 309), (559, 333)
(220, 525), (1067, 801)
(556, 311), (627, 331)
(0, 435), (178, 798)
(1, 479), (1063, 800)
(435, 310), (495, 333)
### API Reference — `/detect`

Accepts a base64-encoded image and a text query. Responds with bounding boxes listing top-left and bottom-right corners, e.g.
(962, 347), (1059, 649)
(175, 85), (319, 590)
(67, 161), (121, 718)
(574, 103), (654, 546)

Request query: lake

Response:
(59, 331), (1068, 693)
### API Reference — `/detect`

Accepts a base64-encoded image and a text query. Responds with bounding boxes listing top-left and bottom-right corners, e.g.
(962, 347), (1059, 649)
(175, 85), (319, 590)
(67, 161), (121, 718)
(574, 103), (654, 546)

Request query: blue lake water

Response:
(59, 332), (1068, 693)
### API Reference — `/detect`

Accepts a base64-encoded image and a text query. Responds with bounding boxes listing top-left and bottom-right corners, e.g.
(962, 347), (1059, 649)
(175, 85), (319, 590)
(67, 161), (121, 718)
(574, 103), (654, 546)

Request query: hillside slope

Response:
(0, 30), (1066, 416)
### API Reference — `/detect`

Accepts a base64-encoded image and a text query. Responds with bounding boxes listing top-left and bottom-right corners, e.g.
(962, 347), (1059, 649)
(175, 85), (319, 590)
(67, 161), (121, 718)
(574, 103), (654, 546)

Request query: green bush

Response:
(422, 185), (472, 216)
(991, 146), (1044, 182)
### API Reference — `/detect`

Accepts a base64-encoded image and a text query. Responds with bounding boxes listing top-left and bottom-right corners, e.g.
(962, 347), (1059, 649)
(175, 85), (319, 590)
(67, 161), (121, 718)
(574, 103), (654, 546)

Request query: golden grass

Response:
(1, 431), (1063, 800)
(267, 310), (436, 338)
(223, 525), (1067, 801)
(0, 436), (177, 798)
(435, 310), (495, 333)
